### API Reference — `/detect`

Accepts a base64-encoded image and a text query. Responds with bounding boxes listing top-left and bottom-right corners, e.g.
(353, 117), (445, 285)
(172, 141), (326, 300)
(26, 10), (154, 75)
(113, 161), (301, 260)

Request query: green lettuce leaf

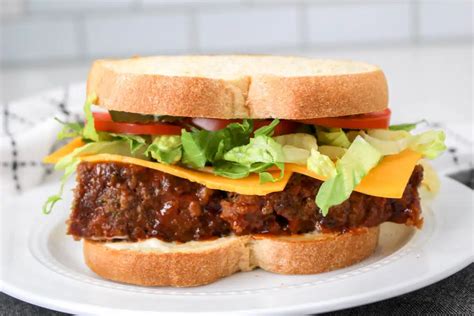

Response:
(367, 129), (411, 140)
(316, 127), (351, 148)
(361, 131), (409, 155)
(223, 135), (285, 165)
(318, 145), (347, 160)
(110, 133), (148, 154)
(181, 129), (207, 168)
(181, 120), (253, 168)
(145, 135), (182, 164)
(362, 129), (446, 159)
(213, 161), (279, 179)
(82, 94), (99, 142)
(220, 134), (285, 182)
(408, 130), (446, 159)
(307, 149), (336, 179)
(42, 158), (80, 215)
(273, 133), (318, 164)
(254, 119), (279, 137)
(389, 120), (425, 131)
(55, 118), (83, 140)
(316, 136), (382, 216)
(258, 162), (285, 183)
(213, 161), (251, 179)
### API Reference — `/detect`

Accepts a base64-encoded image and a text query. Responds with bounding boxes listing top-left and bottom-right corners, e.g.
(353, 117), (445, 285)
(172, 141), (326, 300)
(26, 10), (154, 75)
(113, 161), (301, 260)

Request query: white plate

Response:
(1, 176), (472, 315)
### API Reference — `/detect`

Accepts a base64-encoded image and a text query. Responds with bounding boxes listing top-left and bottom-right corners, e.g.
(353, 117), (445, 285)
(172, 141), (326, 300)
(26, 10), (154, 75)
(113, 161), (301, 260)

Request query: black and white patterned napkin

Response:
(0, 83), (472, 195)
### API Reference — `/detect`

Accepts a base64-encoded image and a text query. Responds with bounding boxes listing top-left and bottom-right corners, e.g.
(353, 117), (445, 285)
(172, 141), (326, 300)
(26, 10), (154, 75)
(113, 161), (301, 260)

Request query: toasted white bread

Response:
(83, 226), (379, 287)
(87, 55), (388, 119)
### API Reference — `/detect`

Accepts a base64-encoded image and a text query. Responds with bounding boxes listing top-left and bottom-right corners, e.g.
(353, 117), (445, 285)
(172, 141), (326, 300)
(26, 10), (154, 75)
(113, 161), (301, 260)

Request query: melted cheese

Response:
(356, 149), (421, 198)
(43, 139), (421, 198)
(42, 137), (85, 164)
(82, 154), (290, 195)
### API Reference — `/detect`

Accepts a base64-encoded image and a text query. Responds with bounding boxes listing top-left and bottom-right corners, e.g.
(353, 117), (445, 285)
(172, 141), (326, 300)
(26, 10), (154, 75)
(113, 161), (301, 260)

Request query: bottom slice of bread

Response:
(83, 226), (379, 287)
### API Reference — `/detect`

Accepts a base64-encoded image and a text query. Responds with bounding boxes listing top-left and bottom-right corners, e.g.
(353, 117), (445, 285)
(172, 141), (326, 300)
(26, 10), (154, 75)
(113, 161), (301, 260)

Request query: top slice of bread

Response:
(87, 55), (388, 119)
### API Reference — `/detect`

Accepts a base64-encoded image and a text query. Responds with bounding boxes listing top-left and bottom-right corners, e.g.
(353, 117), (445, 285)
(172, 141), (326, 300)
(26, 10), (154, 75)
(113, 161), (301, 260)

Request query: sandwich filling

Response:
(44, 96), (446, 244)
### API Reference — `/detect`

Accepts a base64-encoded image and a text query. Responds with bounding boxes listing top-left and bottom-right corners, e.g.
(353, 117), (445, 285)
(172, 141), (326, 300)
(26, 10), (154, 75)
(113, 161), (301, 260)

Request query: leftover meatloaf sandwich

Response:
(43, 55), (446, 287)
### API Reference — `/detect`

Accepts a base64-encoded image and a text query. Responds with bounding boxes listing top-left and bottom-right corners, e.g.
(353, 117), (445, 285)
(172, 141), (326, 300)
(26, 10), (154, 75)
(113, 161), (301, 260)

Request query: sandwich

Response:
(43, 55), (446, 287)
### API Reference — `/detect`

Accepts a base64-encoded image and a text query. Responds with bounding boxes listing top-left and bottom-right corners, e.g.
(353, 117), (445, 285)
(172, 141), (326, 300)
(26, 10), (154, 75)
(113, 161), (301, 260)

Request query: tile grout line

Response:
(2, 38), (473, 70)
(412, 0), (421, 45)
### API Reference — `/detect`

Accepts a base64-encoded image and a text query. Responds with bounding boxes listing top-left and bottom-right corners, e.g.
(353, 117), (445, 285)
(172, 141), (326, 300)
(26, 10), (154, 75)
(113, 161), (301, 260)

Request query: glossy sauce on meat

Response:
(68, 162), (423, 242)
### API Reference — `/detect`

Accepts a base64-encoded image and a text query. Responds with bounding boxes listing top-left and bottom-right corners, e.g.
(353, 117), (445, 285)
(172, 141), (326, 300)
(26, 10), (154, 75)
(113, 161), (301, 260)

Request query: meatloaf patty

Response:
(68, 162), (423, 242)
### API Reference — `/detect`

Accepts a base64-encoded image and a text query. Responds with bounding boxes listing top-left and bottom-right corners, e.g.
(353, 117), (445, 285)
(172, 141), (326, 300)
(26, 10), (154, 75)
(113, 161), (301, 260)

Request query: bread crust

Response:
(83, 227), (379, 287)
(84, 236), (253, 287)
(251, 227), (380, 274)
(87, 56), (388, 119)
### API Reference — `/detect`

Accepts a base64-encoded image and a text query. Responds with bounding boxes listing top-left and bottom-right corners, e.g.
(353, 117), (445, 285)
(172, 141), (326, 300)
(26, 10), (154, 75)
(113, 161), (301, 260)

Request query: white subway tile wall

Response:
(419, 1), (473, 40)
(141, 0), (242, 6)
(197, 6), (300, 51)
(1, 0), (472, 65)
(307, 3), (413, 44)
(1, 18), (79, 62)
(84, 13), (190, 57)
(26, 0), (135, 13)
(1, 0), (24, 17)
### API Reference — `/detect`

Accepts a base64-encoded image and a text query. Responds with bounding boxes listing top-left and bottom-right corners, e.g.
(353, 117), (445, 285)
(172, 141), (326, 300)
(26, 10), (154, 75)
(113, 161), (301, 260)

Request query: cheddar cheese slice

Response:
(355, 149), (421, 198)
(81, 154), (291, 195)
(42, 137), (85, 164)
(43, 139), (421, 198)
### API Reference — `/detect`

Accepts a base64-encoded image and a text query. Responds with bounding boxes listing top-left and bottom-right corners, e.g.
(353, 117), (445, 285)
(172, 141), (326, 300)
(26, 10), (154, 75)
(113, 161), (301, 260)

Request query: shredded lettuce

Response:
(389, 120), (425, 131)
(318, 145), (347, 160)
(307, 149), (336, 179)
(181, 120), (253, 168)
(223, 135), (285, 165)
(145, 135), (182, 164)
(258, 162), (285, 183)
(56, 94), (98, 142)
(42, 159), (80, 215)
(316, 136), (382, 216)
(110, 133), (148, 154)
(55, 118), (83, 140)
(82, 94), (99, 141)
(316, 127), (351, 148)
(181, 129), (208, 168)
(408, 130), (446, 159)
(361, 131), (409, 155)
(254, 119), (280, 137)
(367, 129), (411, 140)
(273, 133), (318, 164)
(362, 129), (446, 159)
(218, 122), (285, 181)
(213, 161), (251, 179)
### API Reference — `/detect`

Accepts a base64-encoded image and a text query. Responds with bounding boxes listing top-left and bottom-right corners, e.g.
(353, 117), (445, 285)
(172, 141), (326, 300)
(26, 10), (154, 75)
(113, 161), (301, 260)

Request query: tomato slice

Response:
(191, 118), (299, 136)
(93, 112), (182, 135)
(299, 108), (391, 129)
